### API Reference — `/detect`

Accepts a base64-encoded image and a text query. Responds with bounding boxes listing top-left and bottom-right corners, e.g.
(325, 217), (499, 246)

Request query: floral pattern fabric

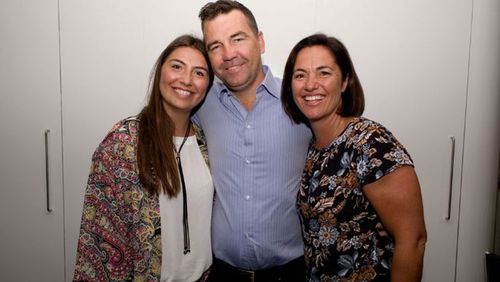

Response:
(298, 117), (413, 282)
(73, 116), (209, 282)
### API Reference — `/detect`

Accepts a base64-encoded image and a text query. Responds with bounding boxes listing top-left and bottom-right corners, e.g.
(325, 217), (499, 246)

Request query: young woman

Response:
(282, 33), (427, 282)
(73, 34), (215, 282)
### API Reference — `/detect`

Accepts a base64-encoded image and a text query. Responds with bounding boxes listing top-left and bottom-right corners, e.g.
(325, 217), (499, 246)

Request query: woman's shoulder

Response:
(346, 116), (403, 148)
(193, 123), (205, 142)
(93, 116), (140, 159)
(349, 117), (397, 138)
(102, 115), (140, 142)
(108, 115), (140, 136)
(193, 122), (210, 166)
(351, 116), (387, 131)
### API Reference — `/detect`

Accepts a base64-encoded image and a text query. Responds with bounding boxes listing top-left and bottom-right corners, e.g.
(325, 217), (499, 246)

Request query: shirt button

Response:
(246, 124), (251, 129)
(245, 159), (251, 164)
(245, 195), (250, 200)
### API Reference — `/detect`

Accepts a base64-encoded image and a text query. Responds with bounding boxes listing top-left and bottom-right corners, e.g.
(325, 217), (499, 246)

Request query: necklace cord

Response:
(174, 120), (192, 255)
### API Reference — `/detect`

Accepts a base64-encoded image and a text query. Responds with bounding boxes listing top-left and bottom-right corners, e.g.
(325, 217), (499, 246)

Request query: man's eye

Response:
(210, 45), (220, 52)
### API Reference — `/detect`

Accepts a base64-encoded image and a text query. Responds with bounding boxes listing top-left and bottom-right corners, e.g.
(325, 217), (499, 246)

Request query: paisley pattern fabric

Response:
(73, 116), (209, 282)
(298, 117), (413, 282)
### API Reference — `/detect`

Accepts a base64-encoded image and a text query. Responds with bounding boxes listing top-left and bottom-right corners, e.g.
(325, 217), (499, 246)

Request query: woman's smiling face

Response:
(291, 45), (348, 124)
(159, 46), (210, 116)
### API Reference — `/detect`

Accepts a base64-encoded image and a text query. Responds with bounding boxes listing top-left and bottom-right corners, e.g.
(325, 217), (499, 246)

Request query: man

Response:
(194, 1), (311, 281)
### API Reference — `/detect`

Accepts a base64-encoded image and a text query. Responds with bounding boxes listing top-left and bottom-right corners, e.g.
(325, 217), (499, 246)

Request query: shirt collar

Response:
(214, 65), (281, 99)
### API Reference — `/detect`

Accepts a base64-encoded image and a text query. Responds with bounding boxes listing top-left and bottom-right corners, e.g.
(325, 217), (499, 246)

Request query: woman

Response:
(281, 33), (427, 282)
(73, 34), (215, 282)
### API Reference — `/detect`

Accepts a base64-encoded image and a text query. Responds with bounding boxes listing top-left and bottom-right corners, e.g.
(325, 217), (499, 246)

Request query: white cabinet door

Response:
(0, 0), (64, 281)
(456, 0), (500, 281)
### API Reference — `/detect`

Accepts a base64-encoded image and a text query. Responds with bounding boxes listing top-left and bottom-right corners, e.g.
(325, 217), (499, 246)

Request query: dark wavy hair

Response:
(282, 33), (364, 127)
(137, 34), (214, 197)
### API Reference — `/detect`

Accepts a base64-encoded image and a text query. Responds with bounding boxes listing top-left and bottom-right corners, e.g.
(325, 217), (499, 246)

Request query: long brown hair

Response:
(137, 34), (214, 197)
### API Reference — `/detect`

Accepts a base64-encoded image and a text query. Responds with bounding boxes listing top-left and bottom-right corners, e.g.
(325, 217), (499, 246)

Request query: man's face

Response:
(203, 10), (265, 94)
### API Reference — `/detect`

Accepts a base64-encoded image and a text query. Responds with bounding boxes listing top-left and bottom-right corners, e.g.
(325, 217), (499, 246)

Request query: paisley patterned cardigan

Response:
(73, 116), (210, 282)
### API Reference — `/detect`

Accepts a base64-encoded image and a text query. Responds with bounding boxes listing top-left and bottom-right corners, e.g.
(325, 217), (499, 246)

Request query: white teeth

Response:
(175, 89), (191, 96)
(304, 95), (323, 101)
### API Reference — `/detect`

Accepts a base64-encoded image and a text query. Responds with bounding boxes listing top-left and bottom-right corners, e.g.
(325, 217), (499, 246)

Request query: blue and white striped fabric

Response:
(194, 66), (311, 270)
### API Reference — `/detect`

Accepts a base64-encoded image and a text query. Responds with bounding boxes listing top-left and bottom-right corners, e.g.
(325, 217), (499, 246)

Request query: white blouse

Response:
(159, 135), (213, 282)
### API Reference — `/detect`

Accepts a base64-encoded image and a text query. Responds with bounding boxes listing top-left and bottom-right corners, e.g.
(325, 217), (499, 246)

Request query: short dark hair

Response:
(281, 33), (364, 127)
(199, 0), (259, 35)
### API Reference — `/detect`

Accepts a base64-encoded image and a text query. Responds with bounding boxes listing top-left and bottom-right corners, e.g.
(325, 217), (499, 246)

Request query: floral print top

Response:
(298, 117), (414, 282)
(73, 116), (209, 282)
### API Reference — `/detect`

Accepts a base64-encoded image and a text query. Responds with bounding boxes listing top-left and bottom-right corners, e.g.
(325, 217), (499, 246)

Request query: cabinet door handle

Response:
(44, 129), (53, 213)
(445, 136), (455, 220)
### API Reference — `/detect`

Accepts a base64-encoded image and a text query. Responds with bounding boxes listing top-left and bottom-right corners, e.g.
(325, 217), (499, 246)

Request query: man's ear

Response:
(258, 31), (265, 54)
